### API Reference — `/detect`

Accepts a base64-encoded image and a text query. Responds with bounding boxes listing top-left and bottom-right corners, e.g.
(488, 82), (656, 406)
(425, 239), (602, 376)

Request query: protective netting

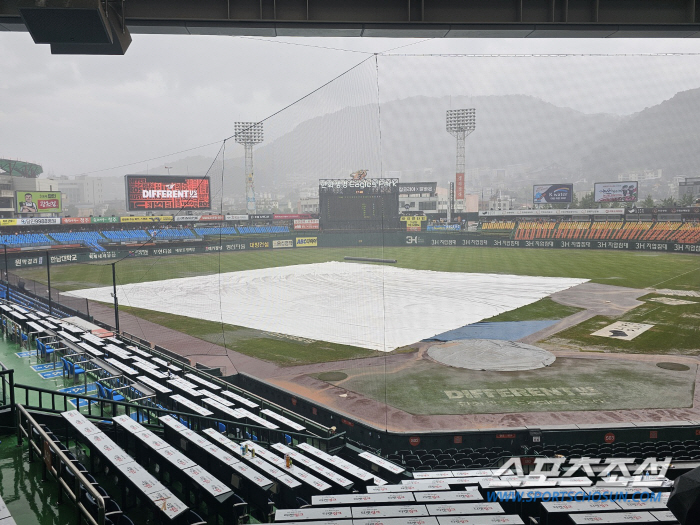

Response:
(12, 50), (700, 428)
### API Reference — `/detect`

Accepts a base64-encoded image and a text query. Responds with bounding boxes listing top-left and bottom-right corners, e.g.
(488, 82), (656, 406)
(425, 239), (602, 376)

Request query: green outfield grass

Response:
(15, 247), (700, 291)
(13, 247), (700, 365)
(312, 356), (697, 415)
(544, 294), (700, 354)
(119, 305), (382, 366)
(484, 298), (582, 322)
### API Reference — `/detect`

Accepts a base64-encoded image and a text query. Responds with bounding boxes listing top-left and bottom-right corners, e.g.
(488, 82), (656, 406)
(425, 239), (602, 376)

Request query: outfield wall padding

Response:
(8, 233), (700, 269)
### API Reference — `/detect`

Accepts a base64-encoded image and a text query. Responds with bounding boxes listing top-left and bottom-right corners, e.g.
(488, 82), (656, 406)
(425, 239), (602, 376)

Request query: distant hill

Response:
(143, 88), (700, 196)
(582, 88), (700, 178)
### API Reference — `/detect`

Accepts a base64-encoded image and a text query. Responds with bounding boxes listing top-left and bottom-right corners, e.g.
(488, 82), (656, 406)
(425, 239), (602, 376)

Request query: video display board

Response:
(594, 182), (639, 203)
(125, 175), (210, 211)
(533, 184), (573, 204)
(15, 191), (62, 213)
(319, 178), (400, 231)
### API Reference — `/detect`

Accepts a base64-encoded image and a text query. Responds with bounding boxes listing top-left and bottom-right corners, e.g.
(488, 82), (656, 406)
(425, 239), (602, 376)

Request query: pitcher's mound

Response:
(427, 339), (556, 371)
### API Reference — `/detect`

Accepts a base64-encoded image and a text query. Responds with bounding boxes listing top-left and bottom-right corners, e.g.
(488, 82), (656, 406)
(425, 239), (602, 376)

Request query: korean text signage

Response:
(594, 182), (638, 203)
(120, 216), (173, 223)
(294, 219), (319, 230)
(17, 217), (61, 226)
(295, 237), (318, 247)
(533, 184), (573, 204)
(125, 175), (211, 211)
(16, 191), (62, 213)
(399, 182), (437, 195)
(319, 178), (398, 191)
(274, 214), (315, 220)
(479, 209), (625, 217)
(456, 173), (465, 200)
(62, 217), (91, 224)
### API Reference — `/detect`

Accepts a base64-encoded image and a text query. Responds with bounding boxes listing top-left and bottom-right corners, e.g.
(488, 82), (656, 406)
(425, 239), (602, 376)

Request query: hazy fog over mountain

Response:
(161, 87), (700, 200)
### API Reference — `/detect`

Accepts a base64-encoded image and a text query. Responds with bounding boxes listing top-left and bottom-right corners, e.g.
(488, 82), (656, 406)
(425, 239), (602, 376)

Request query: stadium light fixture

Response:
(446, 109), (476, 208)
(234, 122), (264, 215)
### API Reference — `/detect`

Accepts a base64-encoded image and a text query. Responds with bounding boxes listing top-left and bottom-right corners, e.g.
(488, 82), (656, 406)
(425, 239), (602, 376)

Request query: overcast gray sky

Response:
(2, 32), (700, 178)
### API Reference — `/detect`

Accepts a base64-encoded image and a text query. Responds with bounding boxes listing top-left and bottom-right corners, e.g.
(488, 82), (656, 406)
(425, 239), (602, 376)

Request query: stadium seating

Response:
(0, 233), (53, 247)
(514, 221), (556, 240)
(148, 228), (196, 239)
(194, 227), (238, 236)
(101, 230), (150, 242)
(48, 231), (107, 252)
(237, 225), (290, 234)
(48, 231), (105, 244)
(480, 221), (515, 232)
(485, 218), (700, 245)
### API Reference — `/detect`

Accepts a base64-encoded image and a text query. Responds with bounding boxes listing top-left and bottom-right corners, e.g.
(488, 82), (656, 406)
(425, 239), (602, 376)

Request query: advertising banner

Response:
(594, 182), (639, 203)
(273, 240), (294, 248)
(120, 216), (173, 223)
(627, 207), (700, 215)
(91, 217), (119, 224)
(17, 217), (61, 226)
(400, 215), (427, 221)
(479, 208), (625, 217)
(427, 224), (461, 231)
(295, 237), (318, 247)
(62, 217), (92, 225)
(125, 175), (211, 211)
(294, 219), (319, 230)
(319, 178), (398, 191)
(533, 184), (574, 204)
(248, 241), (270, 249)
(399, 182), (437, 195)
(456, 173), (465, 200)
(249, 214), (273, 220)
(15, 191), (62, 213)
(274, 214), (314, 220)
(226, 214), (249, 221)
(404, 219), (423, 229)
(0, 219), (17, 227)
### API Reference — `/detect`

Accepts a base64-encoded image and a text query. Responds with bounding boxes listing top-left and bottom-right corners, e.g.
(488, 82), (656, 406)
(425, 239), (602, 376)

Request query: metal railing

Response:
(14, 383), (346, 451)
(16, 404), (106, 525)
(0, 367), (15, 432)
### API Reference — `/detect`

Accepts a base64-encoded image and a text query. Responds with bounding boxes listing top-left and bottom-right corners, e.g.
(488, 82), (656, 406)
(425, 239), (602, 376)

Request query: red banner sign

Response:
(496, 433), (516, 439)
(62, 217), (92, 224)
(275, 214), (315, 220)
(456, 172), (465, 200)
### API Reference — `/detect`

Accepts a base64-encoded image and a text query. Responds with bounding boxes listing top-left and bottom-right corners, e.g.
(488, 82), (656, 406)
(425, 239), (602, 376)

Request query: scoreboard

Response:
(319, 178), (400, 230)
(125, 175), (211, 211)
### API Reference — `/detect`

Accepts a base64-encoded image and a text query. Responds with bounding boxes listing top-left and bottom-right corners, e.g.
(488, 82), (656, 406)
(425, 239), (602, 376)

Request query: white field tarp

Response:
(68, 262), (587, 352)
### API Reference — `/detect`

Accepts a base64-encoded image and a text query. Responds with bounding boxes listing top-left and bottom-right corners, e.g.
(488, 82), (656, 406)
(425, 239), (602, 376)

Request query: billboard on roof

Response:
(533, 184), (573, 204)
(594, 182), (639, 203)
(15, 191), (62, 213)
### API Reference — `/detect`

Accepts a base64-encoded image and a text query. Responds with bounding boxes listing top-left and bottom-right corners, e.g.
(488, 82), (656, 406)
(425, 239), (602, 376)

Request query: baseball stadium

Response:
(1, 32), (700, 525)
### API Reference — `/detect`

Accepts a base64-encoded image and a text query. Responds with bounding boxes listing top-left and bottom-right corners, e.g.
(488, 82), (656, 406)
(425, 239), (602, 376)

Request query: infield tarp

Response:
(68, 262), (586, 352)
(427, 320), (560, 342)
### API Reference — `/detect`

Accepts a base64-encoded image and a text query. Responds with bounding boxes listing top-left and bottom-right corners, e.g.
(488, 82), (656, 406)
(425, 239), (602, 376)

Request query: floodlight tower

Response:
(446, 109), (476, 209)
(234, 121), (264, 214)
